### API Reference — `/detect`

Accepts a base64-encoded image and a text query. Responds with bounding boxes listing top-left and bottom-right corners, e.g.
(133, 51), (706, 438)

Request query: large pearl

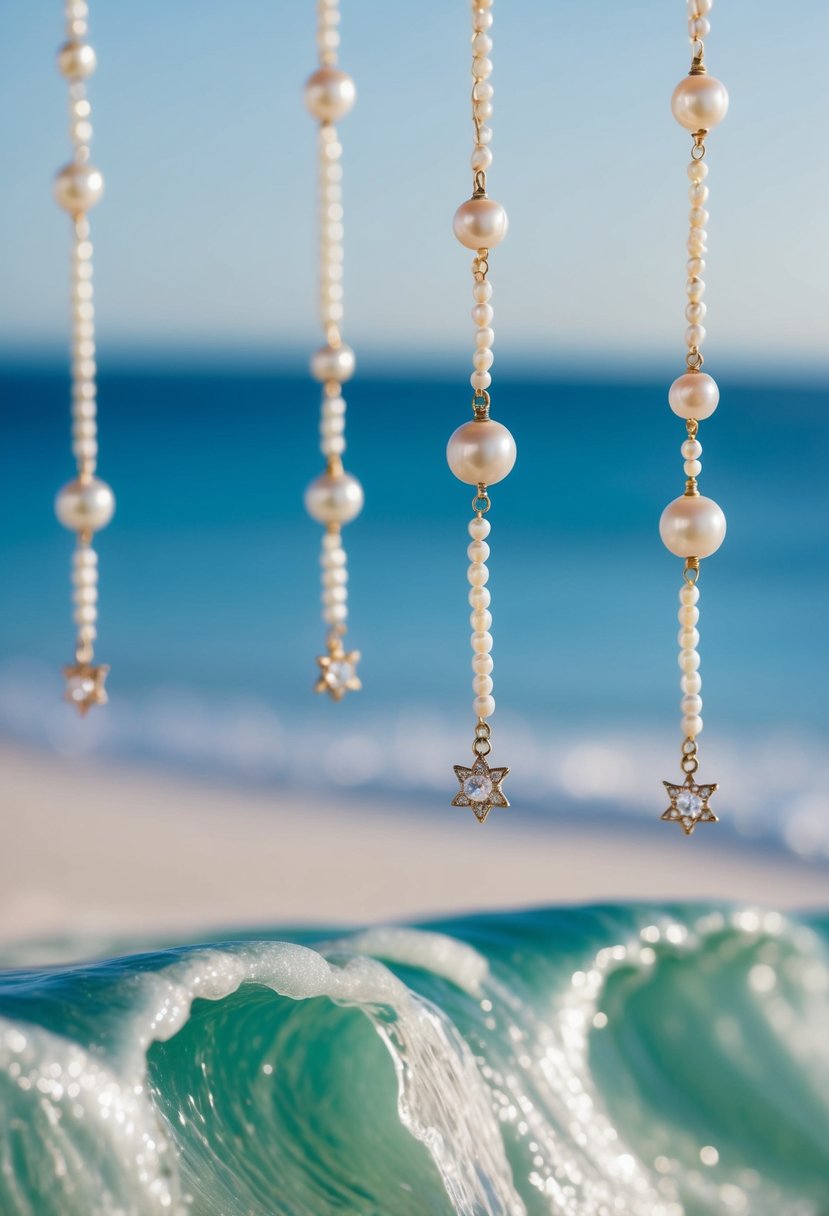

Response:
(452, 197), (508, 250)
(57, 40), (97, 79)
(447, 417), (516, 486)
(54, 163), (104, 213)
(668, 371), (719, 420)
(311, 343), (355, 384)
(671, 74), (729, 131)
(304, 470), (364, 525)
(303, 68), (356, 121)
(660, 494), (726, 558)
(55, 476), (115, 532)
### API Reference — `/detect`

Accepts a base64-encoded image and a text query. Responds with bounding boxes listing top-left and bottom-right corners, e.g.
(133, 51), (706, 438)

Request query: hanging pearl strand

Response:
(448, 0), (515, 824)
(303, 0), (363, 702)
(53, 0), (115, 716)
(658, 0), (728, 831)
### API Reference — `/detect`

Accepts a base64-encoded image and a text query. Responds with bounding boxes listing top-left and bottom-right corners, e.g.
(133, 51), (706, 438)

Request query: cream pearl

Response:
(474, 694), (495, 719)
(668, 371), (719, 420)
(57, 40), (96, 79)
(679, 649), (701, 672)
(55, 476), (115, 532)
(303, 68), (356, 121)
(304, 470), (364, 524)
(660, 494), (726, 558)
(472, 652), (494, 674)
(54, 163), (104, 213)
(473, 674), (494, 696)
(469, 586), (491, 609)
(468, 516), (491, 540)
(471, 631), (493, 654)
(467, 563), (489, 586)
(681, 694), (703, 715)
(452, 197), (508, 250)
(311, 343), (355, 383)
(470, 609), (493, 632)
(682, 671), (702, 694)
(682, 714), (703, 738)
(467, 539), (490, 562)
(671, 74), (729, 131)
(679, 583), (700, 606)
(447, 417), (517, 486)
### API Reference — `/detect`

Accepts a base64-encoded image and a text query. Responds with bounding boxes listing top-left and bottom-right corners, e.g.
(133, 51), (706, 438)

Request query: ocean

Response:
(1, 364), (827, 851)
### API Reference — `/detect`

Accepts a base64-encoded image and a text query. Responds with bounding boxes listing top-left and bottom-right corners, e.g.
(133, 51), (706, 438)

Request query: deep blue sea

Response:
(1, 364), (827, 852)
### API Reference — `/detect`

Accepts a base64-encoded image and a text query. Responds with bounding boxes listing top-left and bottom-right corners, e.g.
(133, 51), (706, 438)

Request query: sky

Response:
(1, 1), (827, 373)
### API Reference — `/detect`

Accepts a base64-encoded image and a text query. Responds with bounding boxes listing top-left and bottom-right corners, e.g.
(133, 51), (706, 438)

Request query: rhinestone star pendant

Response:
(662, 778), (718, 836)
(452, 755), (510, 824)
(63, 661), (109, 716)
(315, 637), (361, 702)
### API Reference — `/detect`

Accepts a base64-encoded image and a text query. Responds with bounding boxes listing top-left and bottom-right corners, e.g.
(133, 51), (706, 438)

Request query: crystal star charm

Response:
(315, 636), (361, 702)
(452, 755), (510, 824)
(63, 661), (109, 716)
(662, 778), (718, 836)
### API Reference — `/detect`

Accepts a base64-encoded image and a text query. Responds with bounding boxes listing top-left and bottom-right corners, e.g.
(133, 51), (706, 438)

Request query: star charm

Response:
(63, 661), (109, 716)
(452, 754), (510, 823)
(315, 639), (361, 702)
(662, 778), (718, 836)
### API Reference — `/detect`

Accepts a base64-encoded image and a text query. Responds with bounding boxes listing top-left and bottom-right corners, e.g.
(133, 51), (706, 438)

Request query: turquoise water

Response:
(1, 904), (828, 1214)
(1, 366), (827, 851)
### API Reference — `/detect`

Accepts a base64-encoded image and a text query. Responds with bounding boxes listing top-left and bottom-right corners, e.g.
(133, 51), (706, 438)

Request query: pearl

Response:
(467, 539), (490, 562)
(447, 417), (517, 486)
(474, 694), (495, 719)
(678, 628), (700, 649)
(684, 459), (702, 477)
(679, 649), (701, 672)
(471, 145), (493, 172)
(311, 343), (355, 383)
(473, 348), (494, 372)
(687, 160), (708, 182)
(472, 303), (494, 327)
(668, 371), (719, 420)
(685, 302), (706, 324)
(471, 631), (493, 654)
(682, 671), (702, 694)
(671, 74), (729, 132)
(57, 40), (96, 79)
(467, 563), (489, 586)
(475, 327), (495, 348)
(660, 494), (726, 558)
(303, 68), (356, 121)
(682, 713), (703, 738)
(452, 197), (508, 250)
(470, 609), (492, 632)
(304, 470), (364, 524)
(54, 163), (104, 213)
(678, 604), (700, 627)
(473, 674), (494, 695)
(681, 694), (703, 715)
(468, 516), (491, 540)
(55, 476), (115, 532)
(472, 281), (493, 303)
(686, 277), (705, 301)
(679, 583), (700, 605)
(472, 653), (494, 674)
(689, 207), (709, 229)
(471, 371), (492, 391)
(469, 586), (491, 609)
(682, 439), (702, 459)
(685, 324), (705, 348)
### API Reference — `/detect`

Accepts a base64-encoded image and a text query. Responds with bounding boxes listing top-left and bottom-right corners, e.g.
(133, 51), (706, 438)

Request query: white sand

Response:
(0, 741), (826, 944)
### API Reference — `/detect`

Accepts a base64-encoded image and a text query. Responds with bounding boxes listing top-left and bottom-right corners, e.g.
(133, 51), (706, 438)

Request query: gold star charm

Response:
(315, 636), (361, 702)
(452, 755), (510, 824)
(63, 661), (109, 716)
(662, 778), (718, 836)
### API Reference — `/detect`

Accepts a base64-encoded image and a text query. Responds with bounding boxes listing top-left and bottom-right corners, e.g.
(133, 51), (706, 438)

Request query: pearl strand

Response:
(678, 580), (702, 739)
(468, 514), (494, 718)
(303, 0), (362, 700)
(53, 0), (113, 713)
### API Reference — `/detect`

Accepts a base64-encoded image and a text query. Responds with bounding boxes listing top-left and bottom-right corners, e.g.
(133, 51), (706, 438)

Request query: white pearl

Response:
(72, 584), (97, 605)
(453, 197), (508, 250)
(473, 348), (494, 372)
(475, 327), (495, 348)
(689, 207), (709, 229)
(304, 470), (364, 524)
(311, 343), (355, 383)
(57, 40), (96, 79)
(474, 694), (495, 719)
(55, 476), (115, 532)
(685, 324), (706, 348)
(473, 10), (493, 30)
(471, 145), (493, 172)
(473, 674), (494, 696)
(681, 694), (703, 715)
(468, 516), (491, 540)
(668, 372), (719, 420)
(303, 68), (356, 121)
(685, 302), (706, 324)
(689, 16), (711, 39)
(324, 603), (347, 625)
(467, 563), (489, 586)
(687, 257), (706, 277)
(660, 494), (726, 558)
(681, 714), (703, 738)
(469, 586), (491, 609)
(682, 671), (702, 694)
(688, 182), (709, 206)
(472, 281), (493, 303)
(73, 604), (97, 625)
(678, 627), (700, 649)
(471, 631), (493, 654)
(470, 371), (491, 391)
(686, 278), (705, 301)
(73, 546), (97, 565)
(682, 439), (702, 459)
(470, 609), (492, 632)
(678, 604), (700, 626)
(679, 583), (700, 605)
(471, 57), (493, 79)
(687, 160), (709, 182)
(472, 32), (493, 57)
(447, 417), (517, 486)
(467, 539), (490, 562)
(472, 303), (494, 327)
(472, 652), (494, 674)
(54, 163), (103, 213)
(671, 74), (729, 131)
(679, 649), (701, 672)
(684, 459), (702, 477)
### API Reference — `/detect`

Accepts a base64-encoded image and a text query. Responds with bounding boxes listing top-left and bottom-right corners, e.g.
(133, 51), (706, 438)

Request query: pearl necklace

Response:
(53, 0), (115, 716)
(302, 0), (364, 703)
(659, 0), (728, 835)
(447, 0), (514, 824)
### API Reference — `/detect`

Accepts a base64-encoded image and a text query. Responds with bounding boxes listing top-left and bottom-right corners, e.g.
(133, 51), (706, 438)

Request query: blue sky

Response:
(1, 1), (827, 372)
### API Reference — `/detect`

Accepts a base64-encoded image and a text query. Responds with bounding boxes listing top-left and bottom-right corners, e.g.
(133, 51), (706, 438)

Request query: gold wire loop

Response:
(472, 485), (491, 515)
(471, 388), (491, 415)
(473, 169), (487, 198)
(690, 133), (707, 160)
(472, 720), (492, 757)
(683, 557), (700, 585)
(681, 736), (699, 775)
(686, 418), (699, 440)
(686, 349), (704, 370)
(473, 250), (489, 280)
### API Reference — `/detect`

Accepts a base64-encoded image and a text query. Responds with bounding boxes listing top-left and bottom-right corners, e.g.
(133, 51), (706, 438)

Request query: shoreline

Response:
(1, 741), (827, 946)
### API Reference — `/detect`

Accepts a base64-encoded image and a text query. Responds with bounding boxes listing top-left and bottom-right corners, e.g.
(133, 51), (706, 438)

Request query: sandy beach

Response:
(1, 741), (826, 946)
